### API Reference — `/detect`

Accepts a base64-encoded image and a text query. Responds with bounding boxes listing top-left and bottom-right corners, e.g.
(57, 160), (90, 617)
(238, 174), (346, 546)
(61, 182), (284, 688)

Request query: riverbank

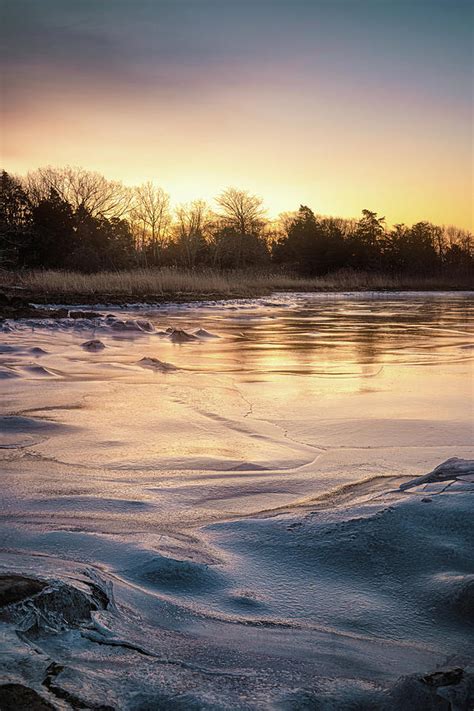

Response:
(1, 268), (472, 314)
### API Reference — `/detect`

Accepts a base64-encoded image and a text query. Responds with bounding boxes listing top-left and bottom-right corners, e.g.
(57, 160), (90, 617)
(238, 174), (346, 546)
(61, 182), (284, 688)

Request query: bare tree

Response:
(175, 200), (211, 268)
(24, 166), (132, 218)
(215, 187), (266, 235)
(444, 225), (473, 256)
(131, 182), (171, 264)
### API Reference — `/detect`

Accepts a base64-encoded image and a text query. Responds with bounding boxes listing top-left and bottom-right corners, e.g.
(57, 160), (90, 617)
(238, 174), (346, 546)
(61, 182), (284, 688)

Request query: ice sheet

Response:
(1, 292), (473, 709)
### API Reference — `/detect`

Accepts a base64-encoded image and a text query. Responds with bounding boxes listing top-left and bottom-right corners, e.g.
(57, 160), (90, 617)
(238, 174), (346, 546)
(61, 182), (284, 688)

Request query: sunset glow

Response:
(2, 0), (473, 227)
(1, 3), (473, 703)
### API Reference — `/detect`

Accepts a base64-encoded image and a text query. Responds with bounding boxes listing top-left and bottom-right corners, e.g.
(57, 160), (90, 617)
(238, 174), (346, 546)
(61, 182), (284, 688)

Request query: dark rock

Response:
(422, 668), (464, 688)
(69, 310), (100, 319)
(0, 575), (46, 608)
(168, 328), (197, 343)
(138, 357), (177, 372)
(81, 339), (106, 351)
(48, 308), (69, 319)
(389, 675), (450, 710)
(389, 668), (474, 711)
(135, 318), (155, 332)
(87, 581), (110, 610)
(0, 683), (56, 711)
(0, 292), (104, 321)
(0, 576), (109, 634)
(42, 663), (114, 711)
(31, 583), (104, 627)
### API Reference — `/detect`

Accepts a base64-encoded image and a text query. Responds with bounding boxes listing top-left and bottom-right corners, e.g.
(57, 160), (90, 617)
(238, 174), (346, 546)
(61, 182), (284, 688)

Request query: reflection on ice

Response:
(1, 293), (473, 708)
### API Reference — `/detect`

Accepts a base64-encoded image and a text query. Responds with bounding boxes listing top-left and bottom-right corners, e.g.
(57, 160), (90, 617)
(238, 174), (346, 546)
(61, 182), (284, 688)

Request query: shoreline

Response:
(1, 267), (472, 315)
(1, 282), (473, 320)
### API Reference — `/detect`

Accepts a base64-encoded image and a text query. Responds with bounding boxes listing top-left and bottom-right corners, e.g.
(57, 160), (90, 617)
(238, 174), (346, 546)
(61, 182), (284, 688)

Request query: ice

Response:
(0, 292), (473, 709)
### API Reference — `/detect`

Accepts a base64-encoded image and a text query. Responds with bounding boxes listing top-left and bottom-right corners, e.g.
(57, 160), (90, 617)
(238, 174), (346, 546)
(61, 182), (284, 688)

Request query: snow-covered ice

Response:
(0, 292), (473, 709)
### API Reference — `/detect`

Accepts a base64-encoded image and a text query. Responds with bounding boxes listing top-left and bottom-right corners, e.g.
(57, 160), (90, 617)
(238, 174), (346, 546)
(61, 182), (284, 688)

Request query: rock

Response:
(68, 310), (100, 319)
(194, 328), (218, 338)
(81, 339), (106, 351)
(42, 663), (115, 711)
(389, 675), (449, 710)
(0, 575), (46, 608)
(0, 684), (56, 711)
(110, 318), (153, 332)
(46, 308), (70, 319)
(135, 319), (155, 333)
(0, 292), (67, 320)
(0, 293), (105, 321)
(138, 357), (178, 372)
(389, 668), (474, 711)
(0, 576), (110, 634)
(167, 328), (197, 343)
(422, 668), (464, 687)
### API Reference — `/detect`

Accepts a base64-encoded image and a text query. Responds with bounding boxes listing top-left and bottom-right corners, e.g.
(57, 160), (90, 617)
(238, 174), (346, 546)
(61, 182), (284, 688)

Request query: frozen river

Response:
(1, 292), (473, 709)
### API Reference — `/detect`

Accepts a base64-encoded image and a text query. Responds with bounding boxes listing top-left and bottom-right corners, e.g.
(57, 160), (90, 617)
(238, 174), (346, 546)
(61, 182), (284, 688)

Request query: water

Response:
(1, 292), (473, 709)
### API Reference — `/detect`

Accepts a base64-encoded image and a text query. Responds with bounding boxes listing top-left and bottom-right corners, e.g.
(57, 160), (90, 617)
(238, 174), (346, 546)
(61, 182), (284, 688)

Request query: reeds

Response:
(0, 268), (470, 302)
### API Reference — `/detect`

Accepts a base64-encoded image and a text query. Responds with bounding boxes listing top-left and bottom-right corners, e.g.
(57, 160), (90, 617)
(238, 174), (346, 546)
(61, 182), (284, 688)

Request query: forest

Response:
(1, 166), (472, 277)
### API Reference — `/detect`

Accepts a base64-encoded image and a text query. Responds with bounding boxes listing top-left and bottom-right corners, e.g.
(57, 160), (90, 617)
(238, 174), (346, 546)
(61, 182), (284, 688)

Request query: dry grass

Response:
(0, 268), (471, 303)
(3, 268), (256, 297)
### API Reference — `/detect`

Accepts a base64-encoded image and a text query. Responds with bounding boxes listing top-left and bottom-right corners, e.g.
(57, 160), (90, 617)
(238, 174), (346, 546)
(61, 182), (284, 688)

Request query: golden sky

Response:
(2, 0), (473, 229)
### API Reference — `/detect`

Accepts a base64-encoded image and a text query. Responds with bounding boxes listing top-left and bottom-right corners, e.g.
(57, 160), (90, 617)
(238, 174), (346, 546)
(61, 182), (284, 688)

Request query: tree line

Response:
(1, 166), (472, 275)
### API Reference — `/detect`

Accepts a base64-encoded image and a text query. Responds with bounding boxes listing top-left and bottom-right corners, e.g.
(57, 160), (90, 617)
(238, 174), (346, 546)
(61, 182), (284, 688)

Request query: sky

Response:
(1, 0), (473, 228)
